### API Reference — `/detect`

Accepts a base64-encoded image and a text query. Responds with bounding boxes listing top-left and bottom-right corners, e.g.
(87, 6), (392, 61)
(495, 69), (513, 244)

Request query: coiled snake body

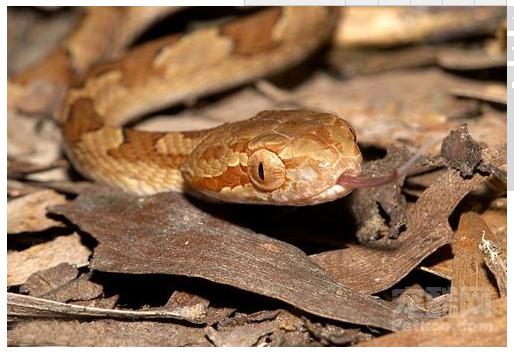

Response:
(12, 7), (365, 205)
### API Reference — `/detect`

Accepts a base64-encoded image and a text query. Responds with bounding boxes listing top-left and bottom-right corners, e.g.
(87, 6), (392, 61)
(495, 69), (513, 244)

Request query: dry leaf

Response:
(20, 263), (79, 297)
(358, 298), (506, 347)
(51, 189), (426, 331)
(7, 189), (66, 233)
(7, 233), (90, 286)
(310, 146), (505, 294)
(450, 212), (500, 314)
(8, 319), (210, 346)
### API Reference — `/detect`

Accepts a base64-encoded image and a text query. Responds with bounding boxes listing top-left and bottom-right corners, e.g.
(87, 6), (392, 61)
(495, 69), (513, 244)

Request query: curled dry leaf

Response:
(7, 233), (90, 286)
(7, 189), (67, 233)
(310, 145), (506, 295)
(51, 190), (426, 331)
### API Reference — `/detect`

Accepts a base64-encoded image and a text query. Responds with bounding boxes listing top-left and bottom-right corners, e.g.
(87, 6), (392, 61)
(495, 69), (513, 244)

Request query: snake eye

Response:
(247, 149), (286, 191)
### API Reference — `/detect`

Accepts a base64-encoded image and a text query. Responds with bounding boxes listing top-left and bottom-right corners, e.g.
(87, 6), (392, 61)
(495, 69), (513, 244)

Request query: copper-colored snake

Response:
(10, 7), (370, 206)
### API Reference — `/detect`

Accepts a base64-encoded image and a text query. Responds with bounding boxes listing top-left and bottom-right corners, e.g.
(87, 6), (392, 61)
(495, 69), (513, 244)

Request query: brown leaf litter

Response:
(7, 6), (506, 347)
(310, 143), (505, 295)
(50, 189), (425, 332)
(7, 189), (67, 233)
(7, 233), (90, 286)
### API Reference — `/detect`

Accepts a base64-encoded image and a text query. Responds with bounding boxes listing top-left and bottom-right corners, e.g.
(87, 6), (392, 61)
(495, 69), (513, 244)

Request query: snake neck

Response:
(62, 97), (210, 195)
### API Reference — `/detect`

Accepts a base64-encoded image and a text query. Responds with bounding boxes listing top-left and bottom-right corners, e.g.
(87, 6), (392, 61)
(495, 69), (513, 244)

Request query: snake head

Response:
(181, 110), (362, 206)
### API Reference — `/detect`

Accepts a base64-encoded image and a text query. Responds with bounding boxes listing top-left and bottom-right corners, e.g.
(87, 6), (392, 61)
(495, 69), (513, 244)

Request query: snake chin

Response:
(299, 183), (354, 206)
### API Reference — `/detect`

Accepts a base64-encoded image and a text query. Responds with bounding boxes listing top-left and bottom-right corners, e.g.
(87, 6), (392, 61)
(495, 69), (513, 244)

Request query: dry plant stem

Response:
(7, 293), (204, 323)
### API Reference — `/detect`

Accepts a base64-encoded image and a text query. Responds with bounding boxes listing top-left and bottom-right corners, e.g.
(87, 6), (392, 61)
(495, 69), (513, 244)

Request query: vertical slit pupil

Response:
(258, 162), (265, 180)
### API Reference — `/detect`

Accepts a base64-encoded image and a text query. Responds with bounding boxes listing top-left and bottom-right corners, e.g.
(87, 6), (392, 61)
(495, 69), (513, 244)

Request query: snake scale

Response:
(10, 7), (374, 206)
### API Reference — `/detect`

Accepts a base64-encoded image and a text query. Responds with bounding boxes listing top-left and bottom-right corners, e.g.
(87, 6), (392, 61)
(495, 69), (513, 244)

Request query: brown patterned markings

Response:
(107, 129), (185, 169)
(220, 7), (282, 56)
(84, 35), (180, 89)
(188, 165), (251, 193)
(63, 98), (104, 144)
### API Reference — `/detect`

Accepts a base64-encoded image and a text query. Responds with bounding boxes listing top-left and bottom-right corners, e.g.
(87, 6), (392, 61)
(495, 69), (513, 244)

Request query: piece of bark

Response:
(310, 146), (505, 294)
(7, 293), (204, 323)
(7, 189), (66, 233)
(7, 233), (90, 286)
(441, 125), (483, 178)
(450, 212), (500, 314)
(51, 189), (425, 331)
(20, 263), (79, 297)
(479, 236), (506, 297)
(8, 319), (210, 346)
(358, 298), (506, 347)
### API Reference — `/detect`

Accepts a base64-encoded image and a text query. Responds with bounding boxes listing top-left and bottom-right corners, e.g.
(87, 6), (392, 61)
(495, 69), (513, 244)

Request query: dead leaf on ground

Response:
(51, 189), (425, 331)
(7, 233), (90, 286)
(358, 298), (506, 347)
(7, 189), (67, 233)
(450, 212), (500, 313)
(20, 262), (79, 297)
(8, 318), (211, 346)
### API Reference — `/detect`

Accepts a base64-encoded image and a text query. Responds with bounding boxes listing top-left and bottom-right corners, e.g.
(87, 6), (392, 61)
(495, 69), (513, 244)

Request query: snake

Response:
(9, 7), (389, 206)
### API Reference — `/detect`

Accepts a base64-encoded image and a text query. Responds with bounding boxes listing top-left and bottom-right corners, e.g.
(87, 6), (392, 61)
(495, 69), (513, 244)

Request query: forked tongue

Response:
(337, 138), (437, 189)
